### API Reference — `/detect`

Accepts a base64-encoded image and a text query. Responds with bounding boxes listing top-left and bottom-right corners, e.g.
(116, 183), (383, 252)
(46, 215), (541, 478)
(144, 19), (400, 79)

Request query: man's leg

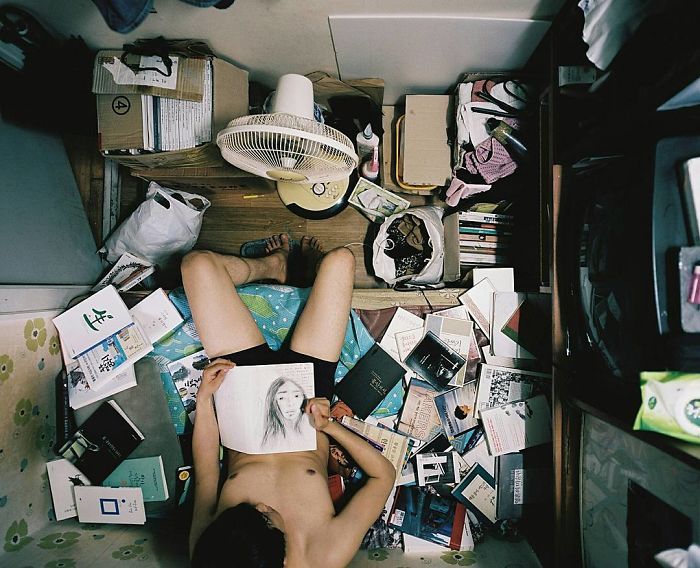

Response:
(181, 237), (290, 358)
(289, 239), (355, 362)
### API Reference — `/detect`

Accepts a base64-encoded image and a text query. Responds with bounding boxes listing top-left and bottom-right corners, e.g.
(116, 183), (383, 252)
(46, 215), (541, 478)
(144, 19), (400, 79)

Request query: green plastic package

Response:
(634, 371), (700, 444)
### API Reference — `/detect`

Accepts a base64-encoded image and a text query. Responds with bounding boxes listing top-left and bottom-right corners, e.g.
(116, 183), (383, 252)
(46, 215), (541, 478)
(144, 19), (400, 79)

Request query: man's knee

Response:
(181, 249), (218, 276)
(321, 246), (355, 274)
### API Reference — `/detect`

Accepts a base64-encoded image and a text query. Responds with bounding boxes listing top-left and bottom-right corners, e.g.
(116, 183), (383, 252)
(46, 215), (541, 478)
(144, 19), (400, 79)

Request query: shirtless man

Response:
(182, 235), (396, 567)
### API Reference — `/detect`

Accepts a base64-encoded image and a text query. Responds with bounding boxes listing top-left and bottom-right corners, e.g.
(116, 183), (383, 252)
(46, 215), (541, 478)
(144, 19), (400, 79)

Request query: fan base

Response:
(276, 178), (351, 220)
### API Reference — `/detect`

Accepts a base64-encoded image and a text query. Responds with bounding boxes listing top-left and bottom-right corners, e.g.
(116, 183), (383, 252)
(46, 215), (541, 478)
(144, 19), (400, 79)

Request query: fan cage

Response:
(216, 113), (358, 183)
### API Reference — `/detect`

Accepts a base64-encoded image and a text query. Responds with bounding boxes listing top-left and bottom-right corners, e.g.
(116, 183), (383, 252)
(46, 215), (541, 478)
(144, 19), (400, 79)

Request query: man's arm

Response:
(188, 359), (235, 557)
(306, 400), (395, 567)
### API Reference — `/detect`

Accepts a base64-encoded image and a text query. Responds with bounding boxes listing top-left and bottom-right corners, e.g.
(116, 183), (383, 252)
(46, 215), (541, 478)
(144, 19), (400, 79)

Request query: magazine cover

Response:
(214, 363), (316, 454)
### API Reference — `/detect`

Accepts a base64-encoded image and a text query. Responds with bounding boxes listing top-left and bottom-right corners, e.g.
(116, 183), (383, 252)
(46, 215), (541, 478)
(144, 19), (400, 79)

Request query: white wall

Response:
(11, 0), (562, 91)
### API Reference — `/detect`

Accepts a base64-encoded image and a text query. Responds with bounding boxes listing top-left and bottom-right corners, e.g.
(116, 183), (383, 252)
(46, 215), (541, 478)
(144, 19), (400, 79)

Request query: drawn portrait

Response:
(262, 377), (308, 448)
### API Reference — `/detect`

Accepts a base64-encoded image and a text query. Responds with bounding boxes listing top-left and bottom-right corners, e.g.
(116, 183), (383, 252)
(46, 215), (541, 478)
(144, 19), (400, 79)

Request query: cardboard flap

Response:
(306, 71), (384, 109)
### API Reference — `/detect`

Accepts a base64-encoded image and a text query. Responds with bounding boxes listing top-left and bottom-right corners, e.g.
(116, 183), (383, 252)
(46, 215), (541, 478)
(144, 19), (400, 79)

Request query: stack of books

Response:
(53, 286), (183, 410)
(458, 210), (514, 266)
(326, 287), (552, 554)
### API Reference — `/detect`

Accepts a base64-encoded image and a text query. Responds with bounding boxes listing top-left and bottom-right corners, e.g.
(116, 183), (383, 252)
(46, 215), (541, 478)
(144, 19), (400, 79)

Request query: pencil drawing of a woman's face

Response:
(262, 377), (308, 447)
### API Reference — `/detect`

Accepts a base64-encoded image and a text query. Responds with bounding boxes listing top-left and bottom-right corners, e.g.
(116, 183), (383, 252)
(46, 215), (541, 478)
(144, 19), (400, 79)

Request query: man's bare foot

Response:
(298, 236), (324, 287)
(262, 233), (290, 283)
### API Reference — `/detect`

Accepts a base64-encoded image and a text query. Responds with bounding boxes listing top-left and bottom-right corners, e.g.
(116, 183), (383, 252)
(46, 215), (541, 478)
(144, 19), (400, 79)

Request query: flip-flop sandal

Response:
(239, 236), (299, 258)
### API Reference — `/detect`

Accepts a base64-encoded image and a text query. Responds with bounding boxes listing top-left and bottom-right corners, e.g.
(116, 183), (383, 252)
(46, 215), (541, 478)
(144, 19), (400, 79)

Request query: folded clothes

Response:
(463, 136), (518, 184)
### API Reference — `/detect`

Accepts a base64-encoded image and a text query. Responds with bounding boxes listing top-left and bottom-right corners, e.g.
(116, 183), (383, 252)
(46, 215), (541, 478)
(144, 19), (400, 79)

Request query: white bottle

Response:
(356, 123), (379, 165)
(361, 145), (380, 182)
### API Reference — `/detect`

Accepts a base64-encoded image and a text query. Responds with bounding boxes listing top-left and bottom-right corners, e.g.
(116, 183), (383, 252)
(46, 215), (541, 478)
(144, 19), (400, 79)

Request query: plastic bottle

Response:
(361, 145), (380, 182)
(356, 123), (379, 165)
(486, 118), (528, 160)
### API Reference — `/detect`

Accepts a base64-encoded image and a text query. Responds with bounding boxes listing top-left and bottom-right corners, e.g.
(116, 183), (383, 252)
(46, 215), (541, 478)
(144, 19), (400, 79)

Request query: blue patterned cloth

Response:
(153, 284), (376, 434)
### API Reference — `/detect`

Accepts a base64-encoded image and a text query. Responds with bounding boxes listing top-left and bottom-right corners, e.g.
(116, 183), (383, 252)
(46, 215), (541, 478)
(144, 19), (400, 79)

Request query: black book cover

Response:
(495, 444), (551, 520)
(334, 343), (405, 419)
(404, 331), (467, 391)
(58, 399), (144, 484)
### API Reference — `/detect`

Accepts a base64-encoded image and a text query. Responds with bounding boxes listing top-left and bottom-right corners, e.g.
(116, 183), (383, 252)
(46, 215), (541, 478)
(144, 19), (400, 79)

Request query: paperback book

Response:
(495, 445), (551, 520)
(92, 252), (155, 292)
(404, 331), (466, 391)
(46, 458), (92, 521)
(452, 463), (497, 525)
(424, 314), (472, 386)
(414, 451), (461, 486)
(396, 378), (443, 441)
(475, 364), (551, 416)
(480, 394), (552, 456)
(74, 486), (146, 524)
(334, 343), (405, 419)
(214, 363), (316, 454)
(53, 285), (133, 358)
(168, 349), (209, 421)
(103, 455), (169, 502)
(389, 486), (472, 550)
(58, 399), (145, 484)
(76, 323), (152, 390)
(378, 307), (425, 365)
(67, 363), (137, 410)
(129, 288), (184, 344)
(434, 381), (479, 437)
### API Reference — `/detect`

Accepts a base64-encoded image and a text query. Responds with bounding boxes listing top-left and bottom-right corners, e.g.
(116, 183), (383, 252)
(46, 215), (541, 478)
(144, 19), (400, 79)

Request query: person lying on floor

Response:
(183, 234), (396, 568)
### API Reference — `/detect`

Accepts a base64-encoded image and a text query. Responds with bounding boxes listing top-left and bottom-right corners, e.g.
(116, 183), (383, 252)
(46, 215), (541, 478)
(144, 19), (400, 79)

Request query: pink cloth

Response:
(463, 137), (517, 184)
(445, 176), (492, 207)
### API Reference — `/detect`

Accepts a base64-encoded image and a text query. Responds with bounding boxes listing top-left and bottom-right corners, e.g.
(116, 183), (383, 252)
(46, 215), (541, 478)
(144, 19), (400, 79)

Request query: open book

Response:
(214, 363), (316, 454)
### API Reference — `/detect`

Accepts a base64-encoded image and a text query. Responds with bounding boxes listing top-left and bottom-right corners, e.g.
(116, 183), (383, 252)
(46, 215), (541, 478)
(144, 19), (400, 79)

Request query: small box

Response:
(402, 95), (453, 187)
(95, 54), (248, 169)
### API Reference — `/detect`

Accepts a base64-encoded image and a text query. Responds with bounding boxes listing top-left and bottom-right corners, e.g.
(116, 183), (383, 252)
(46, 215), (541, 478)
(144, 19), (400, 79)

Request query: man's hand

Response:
(305, 397), (332, 432)
(198, 358), (235, 400)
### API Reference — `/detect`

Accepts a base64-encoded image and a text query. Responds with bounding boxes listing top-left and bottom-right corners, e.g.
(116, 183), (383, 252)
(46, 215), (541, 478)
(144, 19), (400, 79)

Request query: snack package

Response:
(633, 371), (700, 444)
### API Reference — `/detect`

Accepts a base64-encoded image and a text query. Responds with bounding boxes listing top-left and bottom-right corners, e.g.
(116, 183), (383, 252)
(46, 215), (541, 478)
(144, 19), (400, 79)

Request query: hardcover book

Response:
(389, 486), (472, 550)
(53, 285), (133, 358)
(74, 486), (146, 524)
(396, 378), (442, 441)
(334, 343), (405, 419)
(404, 332), (466, 391)
(167, 349), (209, 421)
(58, 399), (145, 484)
(103, 455), (169, 502)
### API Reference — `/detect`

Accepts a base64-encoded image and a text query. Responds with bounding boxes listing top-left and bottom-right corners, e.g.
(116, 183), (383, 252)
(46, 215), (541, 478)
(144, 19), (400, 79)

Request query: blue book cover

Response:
(103, 456), (168, 502)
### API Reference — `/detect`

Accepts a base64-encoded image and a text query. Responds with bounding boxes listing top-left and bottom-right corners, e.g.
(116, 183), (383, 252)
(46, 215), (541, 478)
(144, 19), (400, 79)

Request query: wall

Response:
(10, 0), (563, 92)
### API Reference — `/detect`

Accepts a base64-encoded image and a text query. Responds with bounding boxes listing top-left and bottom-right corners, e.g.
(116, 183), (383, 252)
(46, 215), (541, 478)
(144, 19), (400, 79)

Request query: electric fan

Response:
(216, 74), (358, 219)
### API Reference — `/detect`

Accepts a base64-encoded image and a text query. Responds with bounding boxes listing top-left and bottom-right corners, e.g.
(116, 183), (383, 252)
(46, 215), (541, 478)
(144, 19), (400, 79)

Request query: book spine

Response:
(459, 233), (510, 243)
(459, 212), (514, 225)
(449, 503), (467, 550)
(459, 240), (509, 250)
(54, 369), (76, 453)
(459, 227), (512, 236)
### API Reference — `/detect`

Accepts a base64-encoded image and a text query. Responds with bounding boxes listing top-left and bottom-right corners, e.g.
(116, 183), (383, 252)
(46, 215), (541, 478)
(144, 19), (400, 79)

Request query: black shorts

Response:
(220, 344), (337, 400)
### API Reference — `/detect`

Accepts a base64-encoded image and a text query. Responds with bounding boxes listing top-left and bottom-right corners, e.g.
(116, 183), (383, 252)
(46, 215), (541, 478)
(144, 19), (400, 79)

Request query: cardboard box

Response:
(95, 57), (248, 169)
(402, 95), (453, 187)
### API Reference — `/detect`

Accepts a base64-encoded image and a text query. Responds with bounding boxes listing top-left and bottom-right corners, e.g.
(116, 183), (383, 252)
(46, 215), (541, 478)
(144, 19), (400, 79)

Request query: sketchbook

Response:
(214, 363), (316, 454)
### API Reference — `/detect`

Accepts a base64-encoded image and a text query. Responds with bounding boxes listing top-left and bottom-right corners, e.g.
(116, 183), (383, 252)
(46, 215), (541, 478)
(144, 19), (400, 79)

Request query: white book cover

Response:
(77, 323), (152, 390)
(74, 486), (146, 524)
(53, 285), (133, 358)
(214, 363), (316, 454)
(459, 278), (496, 336)
(129, 288), (184, 344)
(457, 437), (496, 478)
(46, 459), (92, 521)
(424, 314), (473, 387)
(433, 305), (470, 320)
(395, 327), (425, 362)
(92, 252), (154, 292)
(379, 308), (425, 363)
(480, 394), (552, 456)
(490, 292), (536, 359)
(475, 365), (551, 416)
(167, 349), (209, 421)
(68, 364), (137, 410)
(472, 267), (514, 291)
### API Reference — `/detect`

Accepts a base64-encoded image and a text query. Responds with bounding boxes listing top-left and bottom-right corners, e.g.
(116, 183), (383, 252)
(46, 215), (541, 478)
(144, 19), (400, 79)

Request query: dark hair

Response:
(191, 503), (285, 567)
(454, 406), (469, 420)
(262, 377), (307, 446)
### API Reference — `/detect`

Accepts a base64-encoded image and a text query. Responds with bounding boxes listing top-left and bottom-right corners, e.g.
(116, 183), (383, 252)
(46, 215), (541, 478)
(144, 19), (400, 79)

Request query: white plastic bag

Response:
(100, 182), (210, 267)
(372, 206), (445, 286)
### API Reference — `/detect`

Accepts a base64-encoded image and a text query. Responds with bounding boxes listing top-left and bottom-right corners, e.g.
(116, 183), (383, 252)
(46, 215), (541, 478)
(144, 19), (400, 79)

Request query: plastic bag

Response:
(100, 182), (210, 267)
(372, 206), (444, 286)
